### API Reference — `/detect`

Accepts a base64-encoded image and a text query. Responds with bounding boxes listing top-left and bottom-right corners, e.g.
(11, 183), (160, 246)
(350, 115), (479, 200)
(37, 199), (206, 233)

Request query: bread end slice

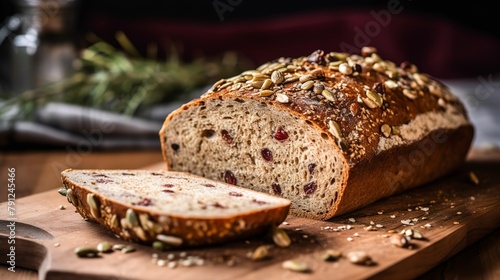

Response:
(60, 169), (291, 247)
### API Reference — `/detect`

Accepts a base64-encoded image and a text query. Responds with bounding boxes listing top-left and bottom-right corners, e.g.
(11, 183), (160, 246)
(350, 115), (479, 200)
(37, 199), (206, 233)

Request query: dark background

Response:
(1, 0), (500, 79)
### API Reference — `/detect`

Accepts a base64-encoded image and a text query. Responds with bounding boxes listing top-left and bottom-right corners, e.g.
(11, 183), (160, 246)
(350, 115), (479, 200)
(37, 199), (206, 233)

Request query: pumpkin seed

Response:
(121, 245), (136, 254)
(156, 234), (183, 247)
(110, 214), (118, 228)
(259, 90), (274, 97)
(58, 188), (67, 196)
(112, 244), (126, 251)
(366, 90), (383, 107)
(250, 245), (269, 261)
(282, 260), (310, 272)
(126, 208), (139, 228)
(392, 126), (401, 135)
(322, 89), (335, 102)
(328, 120), (342, 140)
(321, 249), (342, 261)
(380, 124), (392, 137)
(152, 241), (165, 251)
(271, 70), (284, 84)
(361, 97), (378, 109)
(97, 241), (112, 253)
(276, 93), (289, 103)
(75, 246), (99, 258)
(86, 193), (100, 218)
(133, 227), (148, 241)
(66, 189), (77, 206)
(272, 226), (291, 248)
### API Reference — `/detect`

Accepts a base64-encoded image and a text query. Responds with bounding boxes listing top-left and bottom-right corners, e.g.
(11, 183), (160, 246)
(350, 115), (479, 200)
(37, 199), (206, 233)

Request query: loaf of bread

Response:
(60, 169), (291, 246)
(159, 46), (474, 220)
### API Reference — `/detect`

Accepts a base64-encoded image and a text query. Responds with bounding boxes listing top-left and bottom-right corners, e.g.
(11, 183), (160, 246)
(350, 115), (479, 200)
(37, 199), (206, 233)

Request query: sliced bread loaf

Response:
(159, 46), (474, 220)
(60, 169), (291, 247)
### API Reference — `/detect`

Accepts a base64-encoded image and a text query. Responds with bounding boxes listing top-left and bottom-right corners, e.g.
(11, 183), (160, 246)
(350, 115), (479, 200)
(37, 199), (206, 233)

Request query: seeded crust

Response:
(159, 47), (474, 220)
(60, 169), (291, 247)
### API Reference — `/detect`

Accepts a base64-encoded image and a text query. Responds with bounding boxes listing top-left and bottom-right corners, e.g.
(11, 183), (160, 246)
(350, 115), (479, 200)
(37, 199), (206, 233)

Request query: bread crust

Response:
(160, 47), (474, 220)
(61, 169), (290, 247)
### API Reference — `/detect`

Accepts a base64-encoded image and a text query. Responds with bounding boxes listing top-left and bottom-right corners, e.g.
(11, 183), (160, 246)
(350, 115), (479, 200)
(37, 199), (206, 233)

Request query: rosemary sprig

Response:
(0, 34), (249, 121)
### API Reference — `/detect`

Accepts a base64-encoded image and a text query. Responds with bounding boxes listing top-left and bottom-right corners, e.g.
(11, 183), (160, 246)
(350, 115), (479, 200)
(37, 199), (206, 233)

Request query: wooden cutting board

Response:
(1, 159), (499, 280)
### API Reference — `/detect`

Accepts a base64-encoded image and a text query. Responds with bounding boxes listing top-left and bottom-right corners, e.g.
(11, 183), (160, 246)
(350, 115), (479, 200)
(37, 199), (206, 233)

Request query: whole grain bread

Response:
(159, 46), (474, 220)
(60, 169), (291, 246)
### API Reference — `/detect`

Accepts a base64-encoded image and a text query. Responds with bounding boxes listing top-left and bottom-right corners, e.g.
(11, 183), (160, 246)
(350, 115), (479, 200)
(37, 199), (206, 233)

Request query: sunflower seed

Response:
(301, 80), (314, 90)
(392, 126), (401, 135)
(282, 260), (310, 272)
(250, 80), (264, 89)
(112, 244), (126, 251)
(276, 93), (289, 103)
(284, 76), (299, 84)
(403, 89), (417, 99)
(121, 245), (136, 254)
(390, 233), (409, 248)
(384, 80), (398, 89)
(66, 189), (77, 206)
(299, 74), (314, 83)
(259, 90), (274, 97)
(156, 234), (183, 247)
(110, 214), (118, 228)
(261, 79), (273, 90)
(322, 89), (335, 102)
(272, 226), (291, 248)
(87, 193), (100, 219)
(134, 227), (148, 241)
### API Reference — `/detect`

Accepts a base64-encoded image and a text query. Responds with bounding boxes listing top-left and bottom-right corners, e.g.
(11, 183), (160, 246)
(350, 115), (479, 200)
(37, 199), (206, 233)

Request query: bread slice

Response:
(60, 169), (291, 247)
(159, 47), (474, 220)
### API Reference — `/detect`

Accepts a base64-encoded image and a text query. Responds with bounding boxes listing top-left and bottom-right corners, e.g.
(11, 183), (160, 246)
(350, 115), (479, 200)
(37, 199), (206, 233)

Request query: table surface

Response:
(0, 148), (499, 279)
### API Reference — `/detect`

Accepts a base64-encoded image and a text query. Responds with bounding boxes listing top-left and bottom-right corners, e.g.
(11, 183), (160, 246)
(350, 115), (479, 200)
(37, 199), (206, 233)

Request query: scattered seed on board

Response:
(250, 245), (270, 261)
(346, 251), (373, 265)
(468, 171), (480, 185)
(75, 246), (99, 258)
(58, 188), (68, 196)
(97, 241), (112, 253)
(282, 260), (310, 273)
(321, 249), (342, 261)
(272, 226), (291, 248)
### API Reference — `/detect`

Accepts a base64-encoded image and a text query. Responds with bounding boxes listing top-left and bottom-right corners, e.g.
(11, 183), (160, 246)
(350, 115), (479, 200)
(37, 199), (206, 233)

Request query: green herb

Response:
(0, 33), (250, 120)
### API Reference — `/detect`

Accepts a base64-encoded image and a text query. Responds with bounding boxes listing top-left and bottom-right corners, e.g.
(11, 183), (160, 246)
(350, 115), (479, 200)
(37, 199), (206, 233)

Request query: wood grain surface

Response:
(0, 156), (499, 280)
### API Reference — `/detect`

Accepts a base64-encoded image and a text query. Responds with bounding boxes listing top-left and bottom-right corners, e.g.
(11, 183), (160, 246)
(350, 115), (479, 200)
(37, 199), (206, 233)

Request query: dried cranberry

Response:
(224, 170), (237, 185)
(229, 191), (243, 197)
(163, 184), (174, 188)
(353, 64), (362, 73)
(220, 130), (234, 144)
(307, 50), (326, 65)
(272, 183), (282, 195)
(372, 82), (386, 95)
(96, 178), (113, 183)
(213, 202), (226, 208)
(171, 143), (180, 151)
(252, 199), (267, 205)
(151, 172), (163, 176)
(203, 184), (216, 188)
(303, 182), (317, 195)
(92, 173), (109, 177)
(261, 148), (273, 162)
(162, 189), (174, 193)
(133, 198), (153, 206)
(273, 126), (289, 141)
(308, 163), (316, 175)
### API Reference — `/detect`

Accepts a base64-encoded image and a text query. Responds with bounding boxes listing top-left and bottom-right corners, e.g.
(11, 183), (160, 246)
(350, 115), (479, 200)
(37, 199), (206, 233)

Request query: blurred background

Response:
(1, 0), (499, 150)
